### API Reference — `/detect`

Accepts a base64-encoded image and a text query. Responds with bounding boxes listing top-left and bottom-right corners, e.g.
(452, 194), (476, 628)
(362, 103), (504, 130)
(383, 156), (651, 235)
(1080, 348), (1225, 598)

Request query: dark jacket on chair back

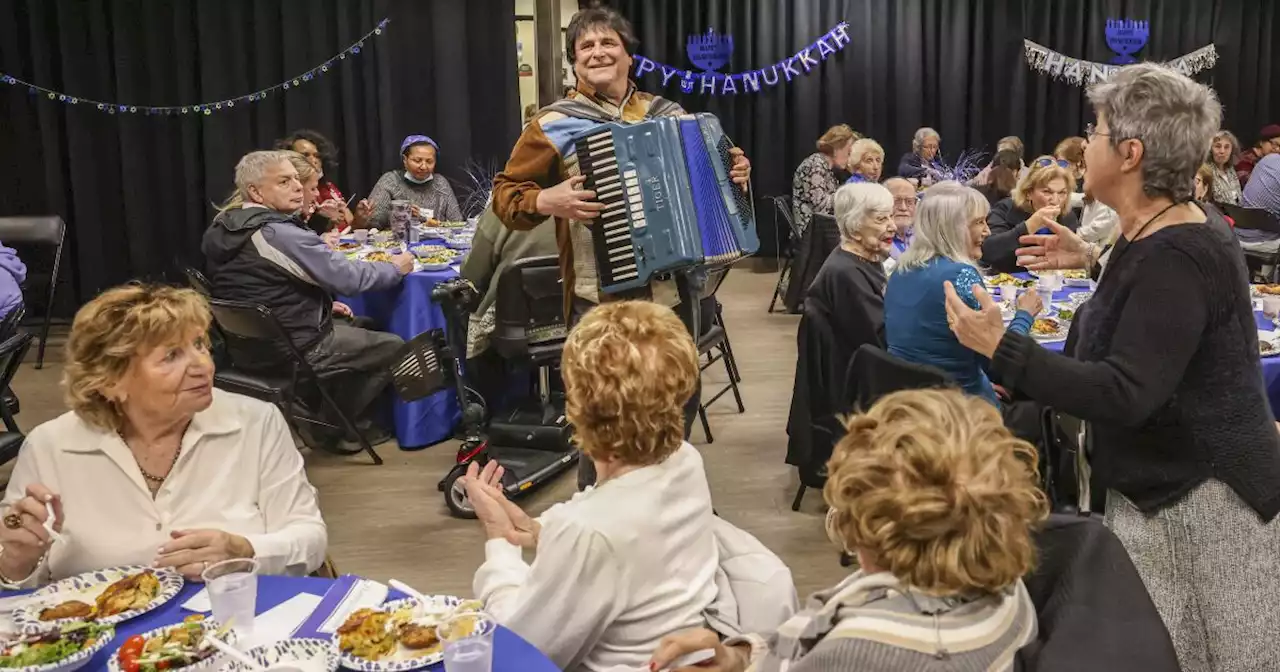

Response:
(202, 205), (401, 354)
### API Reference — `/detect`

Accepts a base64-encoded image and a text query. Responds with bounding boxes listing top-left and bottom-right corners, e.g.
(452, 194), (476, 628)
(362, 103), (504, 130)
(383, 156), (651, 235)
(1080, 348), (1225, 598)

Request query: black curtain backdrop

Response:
(606, 0), (1280, 256)
(0, 0), (519, 314)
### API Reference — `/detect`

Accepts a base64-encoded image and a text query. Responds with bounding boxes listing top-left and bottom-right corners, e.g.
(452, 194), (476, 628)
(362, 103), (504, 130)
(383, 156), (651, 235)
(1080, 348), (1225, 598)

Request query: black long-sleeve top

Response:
(991, 212), (1280, 518)
(981, 198), (1080, 273)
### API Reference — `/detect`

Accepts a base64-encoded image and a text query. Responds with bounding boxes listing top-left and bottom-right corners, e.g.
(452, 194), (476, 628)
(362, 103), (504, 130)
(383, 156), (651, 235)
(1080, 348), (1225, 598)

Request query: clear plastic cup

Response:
(439, 612), (495, 672)
(353, 229), (369, 246)
(202, 558), (259, 636)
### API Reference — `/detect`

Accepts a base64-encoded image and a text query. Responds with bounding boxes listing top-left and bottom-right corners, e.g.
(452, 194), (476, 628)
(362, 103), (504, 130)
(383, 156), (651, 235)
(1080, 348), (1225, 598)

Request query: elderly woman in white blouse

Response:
(0, 284), (327, 587)
(464, 300), (718, 672)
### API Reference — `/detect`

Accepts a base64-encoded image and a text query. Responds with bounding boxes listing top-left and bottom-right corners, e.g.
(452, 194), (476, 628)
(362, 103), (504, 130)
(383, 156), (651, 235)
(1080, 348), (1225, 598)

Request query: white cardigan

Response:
(0, 390), (327, 587)
(474, 443), (719, 672)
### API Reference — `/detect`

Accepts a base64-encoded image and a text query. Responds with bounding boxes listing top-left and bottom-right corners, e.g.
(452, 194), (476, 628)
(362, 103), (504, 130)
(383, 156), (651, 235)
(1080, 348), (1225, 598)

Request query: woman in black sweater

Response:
(944, 63), (1280, 672)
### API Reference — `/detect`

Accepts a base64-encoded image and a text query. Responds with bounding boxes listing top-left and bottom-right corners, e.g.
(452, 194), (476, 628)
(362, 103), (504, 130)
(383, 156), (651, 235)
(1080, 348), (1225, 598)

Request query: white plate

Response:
(0, 624), (115, 672)
(106, 620), (236, 672)
(217, 638), (338, 672)
(334, 596), (465, 672)
(14, 567), (184, 635)
(1030, 319), (1070, 343)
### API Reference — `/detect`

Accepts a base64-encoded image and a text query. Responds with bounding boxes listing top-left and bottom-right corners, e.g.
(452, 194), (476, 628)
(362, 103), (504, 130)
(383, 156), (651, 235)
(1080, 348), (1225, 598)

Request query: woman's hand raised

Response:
(461, 461), (540, 548)
(943, 281), (1007, 359)
(0, 485), (62, 581)
(1017, 220), (1092, 271)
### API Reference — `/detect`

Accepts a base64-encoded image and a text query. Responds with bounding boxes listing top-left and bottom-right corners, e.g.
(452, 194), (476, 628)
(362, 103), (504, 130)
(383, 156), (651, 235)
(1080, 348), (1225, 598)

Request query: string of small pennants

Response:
(0, 18), (389, 116)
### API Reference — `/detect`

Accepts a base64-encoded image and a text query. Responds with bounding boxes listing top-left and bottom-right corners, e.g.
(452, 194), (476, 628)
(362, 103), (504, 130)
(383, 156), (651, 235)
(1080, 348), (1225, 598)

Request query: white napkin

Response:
(314, 579), (388, 635)
(181, 587), (212, 613)
(236, 593), (323, 651)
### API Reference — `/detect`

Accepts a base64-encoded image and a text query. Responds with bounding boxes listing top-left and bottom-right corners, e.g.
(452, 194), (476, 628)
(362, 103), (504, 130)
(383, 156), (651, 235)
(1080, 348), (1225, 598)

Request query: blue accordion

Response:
(573, 113), (759, 295)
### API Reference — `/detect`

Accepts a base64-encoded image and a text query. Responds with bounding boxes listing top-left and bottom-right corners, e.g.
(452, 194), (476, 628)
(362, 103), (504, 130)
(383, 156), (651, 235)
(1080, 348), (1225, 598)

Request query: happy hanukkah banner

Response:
(633, 22), (850, 96)
(1023, 19), (1216, 88)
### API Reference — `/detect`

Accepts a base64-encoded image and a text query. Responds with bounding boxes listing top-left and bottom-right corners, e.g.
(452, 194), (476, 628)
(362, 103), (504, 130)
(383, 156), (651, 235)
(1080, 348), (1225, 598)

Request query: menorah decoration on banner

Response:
(1024, 17), (1215, 89)
(1105, 19), (1150, 64)
(0, 18), (388, 116)
(633, 22), (850, 96)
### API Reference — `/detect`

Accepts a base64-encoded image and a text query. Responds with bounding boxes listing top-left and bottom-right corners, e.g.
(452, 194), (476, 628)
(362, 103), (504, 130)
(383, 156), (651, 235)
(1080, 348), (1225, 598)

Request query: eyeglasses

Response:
(893, 197), (917, 208)
(1084, 123), (1111, 139)
(1034, 157), (1072, 169)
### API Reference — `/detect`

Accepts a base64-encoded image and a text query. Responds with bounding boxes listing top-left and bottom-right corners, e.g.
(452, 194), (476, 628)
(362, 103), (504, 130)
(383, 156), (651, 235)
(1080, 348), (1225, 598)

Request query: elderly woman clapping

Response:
(897, 127), (940, 180)
(944, 63), (1280, 672)
(0, 285), (327, 587)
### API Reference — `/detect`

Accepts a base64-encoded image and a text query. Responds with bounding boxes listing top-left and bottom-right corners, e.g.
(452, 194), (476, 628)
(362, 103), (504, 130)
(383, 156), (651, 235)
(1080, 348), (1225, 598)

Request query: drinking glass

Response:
(353, 229), (369, 246)
(202, 558), (259, 636)
(439, 612), (495, 672)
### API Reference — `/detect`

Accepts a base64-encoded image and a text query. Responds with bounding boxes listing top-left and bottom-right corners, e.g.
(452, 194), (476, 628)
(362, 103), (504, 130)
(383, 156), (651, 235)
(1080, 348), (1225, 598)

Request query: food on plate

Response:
(1256, 284), (1280, 296)
(1031, 318), (1062, 336)
(0, 622), (110, 669)
(1056, 308), (1075, 321)
(335, 242), (362, 252)
(337, 609), (397, 661)
(397, 623), (439, 650)
(364, 251), (393, 263)
(421, 255), (455, 266)
(372, 240), (402, 249)
(1262, 341), (1277, 356)
(1062, 269), (1089, 280)
(987, 273), (1034, 288)
(117, 615), (227, 672)
(96, 571), (161, 618)
(39, 600), (94, 621)
(427, 219), (467, 229)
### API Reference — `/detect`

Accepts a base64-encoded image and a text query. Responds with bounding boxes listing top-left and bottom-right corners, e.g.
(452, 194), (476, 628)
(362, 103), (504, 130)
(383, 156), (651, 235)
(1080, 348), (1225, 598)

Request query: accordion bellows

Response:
(572, 113), (759, 295)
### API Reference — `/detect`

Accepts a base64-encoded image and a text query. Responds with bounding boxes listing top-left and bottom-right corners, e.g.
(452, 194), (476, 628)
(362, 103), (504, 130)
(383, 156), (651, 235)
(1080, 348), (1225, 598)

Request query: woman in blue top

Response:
(884, 182), (1042, 405)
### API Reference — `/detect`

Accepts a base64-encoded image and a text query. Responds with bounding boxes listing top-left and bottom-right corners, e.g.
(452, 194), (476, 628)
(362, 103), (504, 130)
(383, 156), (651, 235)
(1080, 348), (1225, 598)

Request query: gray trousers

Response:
(304, 323), (404, 424)
(573, 274), (705, 490)
(1106, 480), (1280, 672)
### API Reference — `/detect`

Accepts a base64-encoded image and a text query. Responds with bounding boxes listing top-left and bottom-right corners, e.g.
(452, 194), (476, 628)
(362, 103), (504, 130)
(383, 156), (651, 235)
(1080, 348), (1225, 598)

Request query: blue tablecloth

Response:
(4, 575), (559, 672)
(341, 268), (461, 449)
(1021, 281), (1280, 419)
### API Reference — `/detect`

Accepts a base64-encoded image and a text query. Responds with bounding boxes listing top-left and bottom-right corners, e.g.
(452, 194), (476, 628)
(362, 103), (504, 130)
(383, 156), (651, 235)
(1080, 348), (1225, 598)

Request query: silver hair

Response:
(896, 181), (990, 272)
(1087, 62), (1222, 202)
(1209, 129), (1242, 169)
(882, 176), (915, 192)
(216, 150), (292, 212)
(833, 182), (894, 245)
(849, 138), (884, 167)
(912, 127), (940, 154)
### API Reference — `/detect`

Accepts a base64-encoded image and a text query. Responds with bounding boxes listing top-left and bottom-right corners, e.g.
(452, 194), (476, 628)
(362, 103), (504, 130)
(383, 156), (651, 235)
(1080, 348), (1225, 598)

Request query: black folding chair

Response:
(768, 195), (801, 313)
(696, 266), (745, 444)
(206, 298), (383, 465)
(1221, 202), (1280, 282)
(0, 216), (66, 369)
(0, 331), (35, 474)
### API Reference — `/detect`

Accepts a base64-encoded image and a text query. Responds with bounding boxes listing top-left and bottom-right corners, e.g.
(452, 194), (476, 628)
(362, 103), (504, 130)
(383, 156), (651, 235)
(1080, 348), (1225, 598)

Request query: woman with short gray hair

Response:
(944, 62), (1280, 672)
(1209, 129), (1243, 205)
(897, 127), (941, 180)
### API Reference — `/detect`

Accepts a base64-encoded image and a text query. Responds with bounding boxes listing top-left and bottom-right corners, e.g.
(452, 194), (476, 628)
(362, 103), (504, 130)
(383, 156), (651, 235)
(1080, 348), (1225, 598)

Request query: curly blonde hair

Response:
(1012, 157), (1076, 216)
(562, 301), (697, 466)
(63, 284), (212, 431)
(823, 389), (1048, 596)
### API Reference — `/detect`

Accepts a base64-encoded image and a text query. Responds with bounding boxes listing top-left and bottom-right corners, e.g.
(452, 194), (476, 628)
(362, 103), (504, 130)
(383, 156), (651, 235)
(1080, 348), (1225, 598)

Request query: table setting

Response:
(0, 562), (558, 672)
(336, 217), (479, 449)
(986, 271), (1280, 418)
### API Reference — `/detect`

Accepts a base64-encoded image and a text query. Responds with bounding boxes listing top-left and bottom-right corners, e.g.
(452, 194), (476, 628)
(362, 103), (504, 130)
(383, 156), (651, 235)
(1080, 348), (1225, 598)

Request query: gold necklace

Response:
(122, 433), (182, 484)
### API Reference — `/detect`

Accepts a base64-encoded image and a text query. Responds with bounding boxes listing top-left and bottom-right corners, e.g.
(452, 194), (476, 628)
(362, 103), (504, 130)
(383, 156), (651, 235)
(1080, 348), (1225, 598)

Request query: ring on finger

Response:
(3, 513), (22, 530)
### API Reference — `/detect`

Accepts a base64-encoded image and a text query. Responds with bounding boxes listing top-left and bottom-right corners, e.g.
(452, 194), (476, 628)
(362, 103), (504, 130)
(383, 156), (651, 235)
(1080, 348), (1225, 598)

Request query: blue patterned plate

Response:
(106, 619), (237, 672)
(334, 596), (467, 672)
(216, 638), (339, 672)
(0, 623), (115, 672)
(14, 566), (184, 635)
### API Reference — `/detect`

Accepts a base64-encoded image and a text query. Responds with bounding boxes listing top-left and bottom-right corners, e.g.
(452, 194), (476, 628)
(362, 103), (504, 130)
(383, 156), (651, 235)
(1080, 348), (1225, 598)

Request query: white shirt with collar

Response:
(474, 442), (719, 672)
(0, 390), (327, 587)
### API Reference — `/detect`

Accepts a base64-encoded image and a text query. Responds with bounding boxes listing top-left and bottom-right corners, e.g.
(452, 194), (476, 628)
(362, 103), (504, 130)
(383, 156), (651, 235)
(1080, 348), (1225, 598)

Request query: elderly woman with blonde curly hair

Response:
(0, 284), (327, 588)
(652, 388), (1047, 671)
(464, 300), (718, 672)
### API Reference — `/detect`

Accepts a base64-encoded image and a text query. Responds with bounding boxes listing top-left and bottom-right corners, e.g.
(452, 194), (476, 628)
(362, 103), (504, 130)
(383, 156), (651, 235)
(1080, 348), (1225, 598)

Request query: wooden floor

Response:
(9, 268), (849, 599)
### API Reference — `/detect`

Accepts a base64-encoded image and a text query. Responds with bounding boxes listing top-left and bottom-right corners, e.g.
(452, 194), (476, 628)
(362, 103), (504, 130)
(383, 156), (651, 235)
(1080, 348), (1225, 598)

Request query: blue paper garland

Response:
(632, 22), (849, 95)
(0, 18), (389, 115)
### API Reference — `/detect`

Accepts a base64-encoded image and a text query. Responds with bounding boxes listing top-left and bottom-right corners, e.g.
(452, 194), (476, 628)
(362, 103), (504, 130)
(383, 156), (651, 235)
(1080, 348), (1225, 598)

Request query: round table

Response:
(5, 575), (559, 672)
(1021, 281), (1280, 418)
(341, 267), (461, 449)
